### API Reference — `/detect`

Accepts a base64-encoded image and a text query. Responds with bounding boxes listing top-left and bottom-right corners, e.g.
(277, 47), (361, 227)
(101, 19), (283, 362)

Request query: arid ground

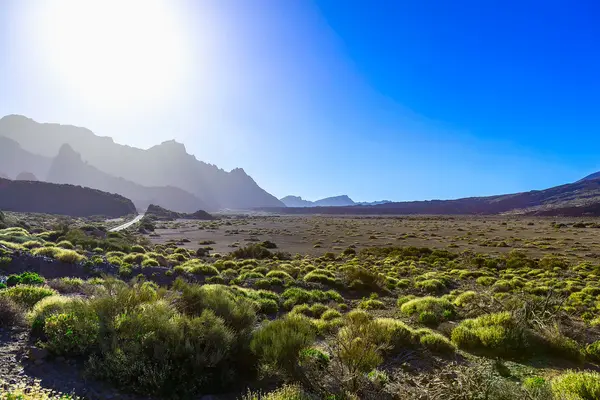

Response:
(146, 215), (600, 261)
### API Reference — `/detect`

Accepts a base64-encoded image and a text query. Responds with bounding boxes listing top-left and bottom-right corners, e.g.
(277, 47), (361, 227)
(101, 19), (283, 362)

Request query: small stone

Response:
(28, 347), (49, 361)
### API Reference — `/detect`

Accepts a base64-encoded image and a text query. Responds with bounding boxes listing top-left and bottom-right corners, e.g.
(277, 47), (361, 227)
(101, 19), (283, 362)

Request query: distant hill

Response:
(145, 204), (214, 221)
(0, 137), (51, 181)
(356, 200), (393, 206)
(0, 178), (136, 217)
(0, 115), (284, 210)
(280, 196), (314, 207)
(280, 195), (356, 207)
(266, 176), (600, 217)
(47, 144), (209, 213)
(15, 172), (38, 181)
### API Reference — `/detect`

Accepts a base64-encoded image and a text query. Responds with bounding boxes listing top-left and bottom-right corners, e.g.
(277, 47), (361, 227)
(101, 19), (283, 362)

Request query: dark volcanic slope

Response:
(0, 178), (136, 217)
(262, 178), (600, 217)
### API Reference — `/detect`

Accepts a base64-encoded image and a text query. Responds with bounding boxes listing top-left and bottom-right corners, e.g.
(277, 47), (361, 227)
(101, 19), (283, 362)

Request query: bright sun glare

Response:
(27, 0), (188, 112)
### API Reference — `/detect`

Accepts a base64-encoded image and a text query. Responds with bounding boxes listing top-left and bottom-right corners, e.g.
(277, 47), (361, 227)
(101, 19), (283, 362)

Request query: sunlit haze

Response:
(27, 0), (190, 112)
(1, 1), (599, 202)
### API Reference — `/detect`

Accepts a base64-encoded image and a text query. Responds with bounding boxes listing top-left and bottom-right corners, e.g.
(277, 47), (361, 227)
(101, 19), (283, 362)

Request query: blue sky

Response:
(1, 0), (599, 202)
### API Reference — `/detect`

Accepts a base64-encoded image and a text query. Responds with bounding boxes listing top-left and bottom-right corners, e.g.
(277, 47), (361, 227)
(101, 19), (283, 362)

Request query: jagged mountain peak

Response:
(154, 139), (187, 153)
(2, 115), (284, 210)
(57, 143), (82, 160)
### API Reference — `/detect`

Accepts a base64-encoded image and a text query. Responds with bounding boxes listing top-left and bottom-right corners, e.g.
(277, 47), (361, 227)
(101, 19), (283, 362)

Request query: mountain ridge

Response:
(47, 144), (210, 213)
(268, 176), (600, 216)
(0, 115), (284, 210)
(280, 195), (355, 207)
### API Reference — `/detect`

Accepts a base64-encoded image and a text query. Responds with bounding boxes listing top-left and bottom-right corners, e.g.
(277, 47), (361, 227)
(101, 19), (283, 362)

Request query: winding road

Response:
(109, 214), (145, 232)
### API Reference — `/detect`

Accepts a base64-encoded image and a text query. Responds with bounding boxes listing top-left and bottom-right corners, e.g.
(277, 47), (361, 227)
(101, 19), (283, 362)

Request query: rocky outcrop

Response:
(15, 172), (38, 181)
(146, 204), (214, 221)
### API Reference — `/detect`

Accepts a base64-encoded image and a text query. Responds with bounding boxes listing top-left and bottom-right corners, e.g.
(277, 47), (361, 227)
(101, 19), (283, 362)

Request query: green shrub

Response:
(397, 295), (416, 307)
(451, 312), (529, 357)
(551, 370), (600, 400)
(358, 298), (386, 310)
(373, 317), (416, 352)
(241, 384), (314, 400)
(141, 258), (159, 267)
(281, 287), (342, 309)
(299, 347), (330, 370)
(44, 310), (99, 356)
(130, 245), (147, 253)
(291, 303), (331, 319)
(28, 295), (78, 334)
(400, 296), (455, 326)
(0, 296), (24, 328)
(88, 302), (238, 397)
(0, 285), (57, 308)
(56, 240), (74, 249)
(453, 290), (479, 307)
(303, 271), (338, 286)
(321, 309), (342, 321)
(415, 278), (446, 293)
(174, 281), (256, 333)
(586, 340), (600, 362)
(251, 314), (316, 377)
(476, 276), (495, 286)
(334, 311), (396, 379)
(47, 277), (85, 294)
(188, 262), (219, 276)
(255, 298), (279, 314)
(266, 270), (293, 281)
(232, 244), (272, 259)
(343, 266), (386, 293)
(419, 331), (456, 354)
(522, 376), (552, 398)
(7, 271), (44, 287)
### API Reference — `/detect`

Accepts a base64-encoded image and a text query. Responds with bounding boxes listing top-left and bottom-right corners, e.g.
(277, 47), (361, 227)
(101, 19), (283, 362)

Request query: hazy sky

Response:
(1, 0), (600, 202)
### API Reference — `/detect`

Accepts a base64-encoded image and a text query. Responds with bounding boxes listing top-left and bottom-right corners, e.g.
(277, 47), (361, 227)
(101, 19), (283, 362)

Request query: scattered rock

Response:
(28, 346), (48, 361)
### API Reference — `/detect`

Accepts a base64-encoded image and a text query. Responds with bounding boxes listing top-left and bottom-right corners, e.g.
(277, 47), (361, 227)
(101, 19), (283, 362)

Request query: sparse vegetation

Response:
(2, 213), (600, 399)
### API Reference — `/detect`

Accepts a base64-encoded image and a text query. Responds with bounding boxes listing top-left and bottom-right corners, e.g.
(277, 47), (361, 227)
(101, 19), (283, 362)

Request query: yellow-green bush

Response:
(418, 330), (456, 354)
(400, 296), (455, 326)
(241, 384), (314, 400)
(0, 285), (57, 308)
(0, 296), (24, 328)
(250, 313), (316, 377)
(551, 370), (600, 400)
(44, 311), (99, 356)
(451, 312), (529, 357)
